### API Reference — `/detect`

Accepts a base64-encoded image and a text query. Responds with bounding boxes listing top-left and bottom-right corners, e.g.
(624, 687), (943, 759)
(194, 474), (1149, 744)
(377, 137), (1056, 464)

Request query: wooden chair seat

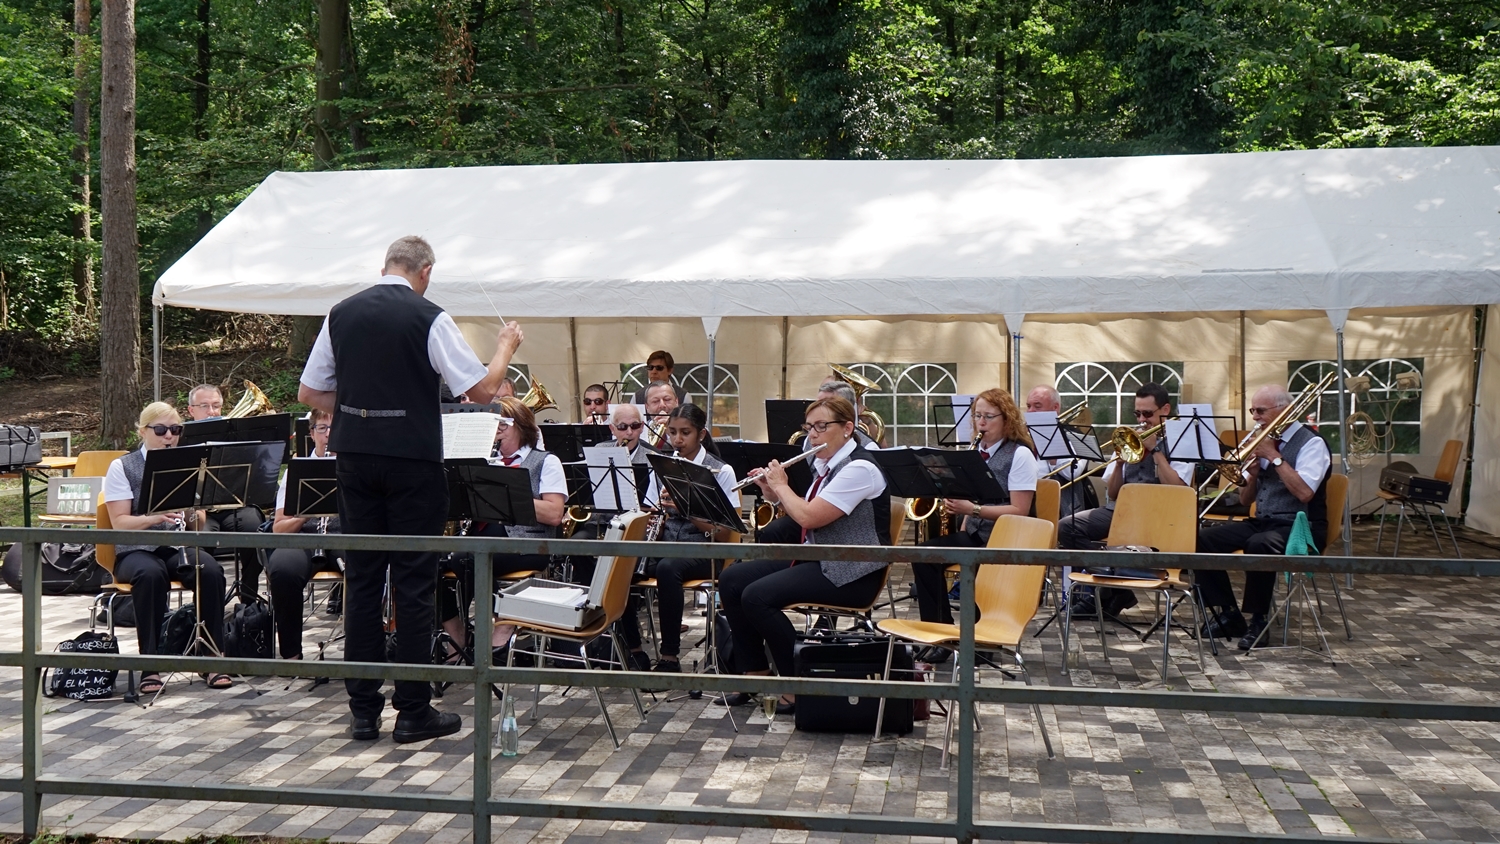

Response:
(312, 570), (344, 582)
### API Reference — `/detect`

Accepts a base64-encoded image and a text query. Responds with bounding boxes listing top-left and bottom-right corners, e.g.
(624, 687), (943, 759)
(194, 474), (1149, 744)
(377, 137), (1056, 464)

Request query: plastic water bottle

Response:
(498, 694), (519, 757)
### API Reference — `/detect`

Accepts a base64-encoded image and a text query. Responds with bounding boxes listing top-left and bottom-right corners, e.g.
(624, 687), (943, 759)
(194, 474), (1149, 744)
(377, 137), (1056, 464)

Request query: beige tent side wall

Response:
(1467, 306), (1500, 535)
(456, 306), (1479, 530)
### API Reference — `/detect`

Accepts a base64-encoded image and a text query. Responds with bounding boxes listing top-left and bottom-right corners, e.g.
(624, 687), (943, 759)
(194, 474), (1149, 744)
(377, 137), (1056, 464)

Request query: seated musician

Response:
(1025, 384), (1098, 518)
(911, 388), (1039, 632)
(266, 409), (341, 662)
(719, 397), (888, 714)
(643, 380), (680, 450)
(437, 395), (567, 658)
(185, 383), (264, 600)
(817, 381), (879, 450)
(581, 383), (610, 424)
(1056, 382), (1192, 616)
(637, 404), (739, 676)
(632, 351), (689, 404)
(1195, 384), (1331, 649)
(103, 401), (232, 694)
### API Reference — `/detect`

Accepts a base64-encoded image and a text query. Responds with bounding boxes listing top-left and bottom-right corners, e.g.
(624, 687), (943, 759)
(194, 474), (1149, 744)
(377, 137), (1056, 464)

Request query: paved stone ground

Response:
(0, 519), (1496, 842)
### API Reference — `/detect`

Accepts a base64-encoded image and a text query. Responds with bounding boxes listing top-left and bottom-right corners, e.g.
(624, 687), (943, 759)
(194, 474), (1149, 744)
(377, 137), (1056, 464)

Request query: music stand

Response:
(1164, 407), (1235, 464)
(765, 400), (812, 446)
(540, 424), (614, 463)
(294, 416), (312, 458)
(581, 446), (643, 513)
(933, 397), (977, 447)
(442, 402), (506, 414)
(284, 457), (338, 518)
(647, 454), (746, 534)
(867, 447), (1009, 503)
(731, 442), (815, 498)
(179, 414), (294, 462)
(445, 461), (538, 528)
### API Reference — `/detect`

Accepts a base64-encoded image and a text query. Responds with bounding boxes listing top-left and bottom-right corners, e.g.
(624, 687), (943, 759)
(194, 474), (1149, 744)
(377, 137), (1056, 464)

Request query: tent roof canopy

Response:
(155, 147), (1500, 319)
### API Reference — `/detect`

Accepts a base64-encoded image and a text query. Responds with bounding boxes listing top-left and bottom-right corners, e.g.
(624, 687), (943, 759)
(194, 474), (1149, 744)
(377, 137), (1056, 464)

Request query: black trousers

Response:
(720, 559), (886, 677)
(336, 452), (448, 719)
(649, 557), (713, 657)
(1195, 517), (1327, 616)
(266, 547), (342, 659)
(912, 532), (983, 624)
(204, 506), (265, 595)
(1056, 506), (1114, 551)
(116, 546), (225, 674)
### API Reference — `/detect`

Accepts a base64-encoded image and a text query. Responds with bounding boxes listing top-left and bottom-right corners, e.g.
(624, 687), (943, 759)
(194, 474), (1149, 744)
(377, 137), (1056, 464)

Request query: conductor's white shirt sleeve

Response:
(297, 276), (488, 396)
(1008, 448), (1039, 492)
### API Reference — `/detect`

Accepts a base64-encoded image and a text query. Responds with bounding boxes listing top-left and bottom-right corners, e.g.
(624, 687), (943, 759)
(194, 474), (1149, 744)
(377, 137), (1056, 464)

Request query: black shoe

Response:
(350, 715), (381, 741)
(1238, 615), (1269, 651)
(393, 708), (462, 744)
(325, 584), (343, 615)
(628, 650), (653, 672)
(1067, 593), (1098, 619)
(643, 658), (680, 692)
(717, 692), (754, 706)
(1101, 589), (1139, 616)
(915, 646), (951, 664)
(1202, 610), (1247, 641)
(775, 699), (796, 716)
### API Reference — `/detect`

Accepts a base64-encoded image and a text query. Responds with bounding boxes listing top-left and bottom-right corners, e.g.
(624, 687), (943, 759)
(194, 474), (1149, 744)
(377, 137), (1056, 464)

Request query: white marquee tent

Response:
(154, 146), (1500, 541)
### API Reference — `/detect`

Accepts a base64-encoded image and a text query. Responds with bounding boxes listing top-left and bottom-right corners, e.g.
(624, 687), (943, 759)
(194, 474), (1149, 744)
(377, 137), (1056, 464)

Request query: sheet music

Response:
(511, 584), (589, 607)
(1164, 404), (1218, 461)
(584, 445), (640, 511)
(1024, 411), (1075, 460)
(442, 412), (501, 459)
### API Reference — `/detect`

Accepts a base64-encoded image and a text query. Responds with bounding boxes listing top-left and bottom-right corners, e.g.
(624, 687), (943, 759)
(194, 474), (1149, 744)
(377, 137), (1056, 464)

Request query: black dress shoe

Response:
(1202, 610), (1247, 640)
(717, 692), (754, 706)
(915, 645), (951, 664)
(1068, 593), (1099, 619)
(775, 699), (796, 716)
(350, 715), (381, 741)
(628, 650), (653, 672)
(1237, 615), (1269, 651)
(393, 708), (462, 744)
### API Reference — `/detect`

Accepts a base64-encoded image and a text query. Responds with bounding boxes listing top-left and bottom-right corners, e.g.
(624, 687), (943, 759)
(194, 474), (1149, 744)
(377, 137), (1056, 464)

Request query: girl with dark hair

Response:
(634, 404), (739, 676)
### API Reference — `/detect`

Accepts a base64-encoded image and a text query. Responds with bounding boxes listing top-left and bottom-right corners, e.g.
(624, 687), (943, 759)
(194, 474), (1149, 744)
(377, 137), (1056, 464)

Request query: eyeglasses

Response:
(582, 397), (607, 405)
(311, 424), (331, 433)
(646, 364), (668, 371)
(189, 402), (223, 411)
(614, 422), (644, 432)
(1248, 405), (1284, 415)
(800, 421), (838, 434)
(1132, 409), (1158, 419)
(973, 412), (1002, 422)
(147, 424), (184, 436)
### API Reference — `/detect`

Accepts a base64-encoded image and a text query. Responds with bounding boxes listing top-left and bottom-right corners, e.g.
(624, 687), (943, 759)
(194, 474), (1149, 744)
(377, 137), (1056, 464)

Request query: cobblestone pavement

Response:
(0, 521), (1495, 842)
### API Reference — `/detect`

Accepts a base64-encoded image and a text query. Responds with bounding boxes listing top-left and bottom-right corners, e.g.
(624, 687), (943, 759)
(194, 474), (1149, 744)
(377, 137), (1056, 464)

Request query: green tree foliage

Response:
(0, 0), (1495, 337)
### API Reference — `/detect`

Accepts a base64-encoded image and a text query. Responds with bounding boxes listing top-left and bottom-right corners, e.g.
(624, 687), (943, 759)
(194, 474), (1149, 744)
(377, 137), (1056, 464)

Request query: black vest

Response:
(327, 283), (446, 462)
(1255, 424), (1329, 525)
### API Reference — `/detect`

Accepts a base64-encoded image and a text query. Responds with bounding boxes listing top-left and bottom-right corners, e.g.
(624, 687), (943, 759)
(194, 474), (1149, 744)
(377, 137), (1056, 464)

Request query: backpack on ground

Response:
(2, 541), (110, 595)
(224, 596), (274, 659)
(43, 631), (120, 700)
(159, 603), (197, 655)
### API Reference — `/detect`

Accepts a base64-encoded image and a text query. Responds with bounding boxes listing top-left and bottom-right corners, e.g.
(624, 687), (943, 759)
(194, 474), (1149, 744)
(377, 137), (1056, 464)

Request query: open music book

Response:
(442, 412), (502, 460)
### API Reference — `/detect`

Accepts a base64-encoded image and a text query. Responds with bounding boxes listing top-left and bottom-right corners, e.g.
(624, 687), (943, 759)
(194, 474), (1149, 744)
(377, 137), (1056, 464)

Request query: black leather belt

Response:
(339, 404), (407, 418)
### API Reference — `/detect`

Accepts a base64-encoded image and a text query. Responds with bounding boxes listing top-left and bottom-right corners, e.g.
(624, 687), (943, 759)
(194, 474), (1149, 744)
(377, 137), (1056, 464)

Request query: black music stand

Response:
(1164, 412), (1236, 464)
(445, 461), (537, 528)
(540, 424), (614, 463)
(933, 401), (975, 448)
(180, 414), (294, 462)
(728, 442), (815, 498)
(293, 416), (312, 458)
(1028, 418), (1106, 479)
(867, 447), (1008, 504)
(765, 400), (812, 446)
(284, 457), (338, 517)
(442, 402), (506, 414)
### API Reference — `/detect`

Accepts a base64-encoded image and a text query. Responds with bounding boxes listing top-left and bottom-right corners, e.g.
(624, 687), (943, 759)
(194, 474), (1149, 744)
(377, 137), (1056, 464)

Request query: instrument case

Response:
(494, 553), (617, 631)
(792, 640), (914, 734)
(1378, 461), (1452, 505)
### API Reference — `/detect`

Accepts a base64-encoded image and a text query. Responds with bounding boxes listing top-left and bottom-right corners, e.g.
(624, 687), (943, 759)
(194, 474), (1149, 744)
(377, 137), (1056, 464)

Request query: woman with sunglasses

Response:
(102, 402), (232, 694)
(634, 404), (739, 676)
(718, 396), (887, 714)
(438, 396), (567, 659)
(266, 408), (342, 663)
(909, 387), (1039, 632)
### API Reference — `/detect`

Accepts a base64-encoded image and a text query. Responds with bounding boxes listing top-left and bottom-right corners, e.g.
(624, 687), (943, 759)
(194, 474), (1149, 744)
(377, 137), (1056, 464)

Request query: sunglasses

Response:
(1132, 409), (1159, 419)
(614, 422), (644, 431)
(148, 424), (184, 436)
(582, 397), (607, 405)
(647, 364), (668, 371)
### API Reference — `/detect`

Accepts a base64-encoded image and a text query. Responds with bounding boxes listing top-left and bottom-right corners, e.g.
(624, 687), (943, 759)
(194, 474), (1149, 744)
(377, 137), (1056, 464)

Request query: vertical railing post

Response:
(955, 557), (976, 844)
(473, 549), (494, 844)
(21, 540), (44, 836)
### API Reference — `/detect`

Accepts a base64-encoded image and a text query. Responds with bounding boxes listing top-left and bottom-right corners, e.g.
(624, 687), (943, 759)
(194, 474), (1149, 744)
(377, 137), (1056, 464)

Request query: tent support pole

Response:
(152, 305), (161, 402)
(1460, 305), (1487, 519)
(707, 335), (716, 433)
(1238, 310), (1247, 432)
(1011, 330), (1023, 398)
(780, 317), (789, 400)
(1336, 327), (1353, 562)
(568, 317), (582, 423)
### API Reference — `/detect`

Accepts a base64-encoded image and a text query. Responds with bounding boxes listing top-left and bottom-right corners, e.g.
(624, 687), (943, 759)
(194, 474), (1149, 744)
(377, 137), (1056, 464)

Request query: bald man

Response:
(1025, 385), (1097, 518)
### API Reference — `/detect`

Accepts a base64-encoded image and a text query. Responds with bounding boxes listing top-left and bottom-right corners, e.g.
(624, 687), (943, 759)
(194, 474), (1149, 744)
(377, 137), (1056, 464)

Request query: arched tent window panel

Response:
(841, 363), (957, 447)
(619, 363), (688, 403)
(1289, 358), (1423, 455)
(679, 364), (740, 439)
(1055, 362), (1183, 428)
(506, 365), (531, 394)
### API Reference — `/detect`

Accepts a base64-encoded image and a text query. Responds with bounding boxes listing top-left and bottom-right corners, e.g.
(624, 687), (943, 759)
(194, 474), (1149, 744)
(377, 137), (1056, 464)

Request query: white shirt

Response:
(809, 438), (886, 515)
(976, 440), (1038, 493)
(103, 446), (146, 503)
(645, 447), (741, 508)
(300, 276), (490, 398)
(1258, 421), (1332, 490)
(491, 445), (568, 496)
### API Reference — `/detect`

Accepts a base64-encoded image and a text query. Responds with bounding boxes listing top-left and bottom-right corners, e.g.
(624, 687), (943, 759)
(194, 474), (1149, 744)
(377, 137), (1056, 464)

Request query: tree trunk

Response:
(72, 0), (95, 323)
(194, 0), (213, 238)
(313, 0), (345, 167)
(100, 0), (141, 448)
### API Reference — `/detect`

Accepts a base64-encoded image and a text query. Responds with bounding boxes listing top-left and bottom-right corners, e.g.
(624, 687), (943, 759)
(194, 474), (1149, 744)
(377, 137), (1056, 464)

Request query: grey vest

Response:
(1255, 425), (1329, 523)
(964, 440), (1021, 544)
(660, 451), (728, 543)
(1106, 441), (1166, 511)
(116, 449), (177, 555)
(504, 448), (558, 540)
(805, 449), (885, 587)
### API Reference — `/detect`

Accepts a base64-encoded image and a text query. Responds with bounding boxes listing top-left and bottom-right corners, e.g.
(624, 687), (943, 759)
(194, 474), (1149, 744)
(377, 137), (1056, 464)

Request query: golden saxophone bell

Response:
(226, 380), (272, 418)
(754, 501), (779, 530)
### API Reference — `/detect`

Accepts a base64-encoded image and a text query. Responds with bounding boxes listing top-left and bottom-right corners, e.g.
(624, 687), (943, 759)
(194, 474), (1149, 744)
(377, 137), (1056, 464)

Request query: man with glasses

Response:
(1194, 384), (1331, 650)
(1055, 383), (1193, 615)
(184, 383), (266, 600)
(581, 384), (609, 423)
(631, 351), (689, 404)
(643, 381), (680, 450)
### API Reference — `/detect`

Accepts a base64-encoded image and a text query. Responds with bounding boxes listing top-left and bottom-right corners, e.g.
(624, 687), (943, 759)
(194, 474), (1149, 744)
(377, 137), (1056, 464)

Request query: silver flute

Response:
(731, 443), (827, 491)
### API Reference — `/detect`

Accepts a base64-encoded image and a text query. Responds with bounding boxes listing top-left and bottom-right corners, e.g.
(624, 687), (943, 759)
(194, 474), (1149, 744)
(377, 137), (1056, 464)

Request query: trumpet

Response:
(731, 443), (827, 492)
(1058, 421), (1168, 491)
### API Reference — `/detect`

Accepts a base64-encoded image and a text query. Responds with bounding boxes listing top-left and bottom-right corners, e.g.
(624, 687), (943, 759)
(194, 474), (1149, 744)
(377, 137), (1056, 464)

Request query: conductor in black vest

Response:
(298, 235), (524, 743)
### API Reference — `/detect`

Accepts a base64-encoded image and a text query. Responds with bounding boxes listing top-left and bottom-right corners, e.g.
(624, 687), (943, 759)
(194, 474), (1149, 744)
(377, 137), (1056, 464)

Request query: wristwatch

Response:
(1270, 457), (1284, 468)
(971, 504), (982, 517)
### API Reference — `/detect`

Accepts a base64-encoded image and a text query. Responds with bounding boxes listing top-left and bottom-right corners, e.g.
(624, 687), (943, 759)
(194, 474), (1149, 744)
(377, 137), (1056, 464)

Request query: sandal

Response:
(139, 674), (164, 695)
(203, 673), (235, 689)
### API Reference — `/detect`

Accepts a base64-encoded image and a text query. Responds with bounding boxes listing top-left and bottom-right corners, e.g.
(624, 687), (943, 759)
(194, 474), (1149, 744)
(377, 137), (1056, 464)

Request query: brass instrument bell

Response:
(520, 378), (558, 413)
(226, 380), (272, 418)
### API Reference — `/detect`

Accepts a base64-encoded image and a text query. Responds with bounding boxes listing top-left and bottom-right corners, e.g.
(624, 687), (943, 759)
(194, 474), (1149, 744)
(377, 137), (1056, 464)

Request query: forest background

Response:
(0, 0), (1498, 443)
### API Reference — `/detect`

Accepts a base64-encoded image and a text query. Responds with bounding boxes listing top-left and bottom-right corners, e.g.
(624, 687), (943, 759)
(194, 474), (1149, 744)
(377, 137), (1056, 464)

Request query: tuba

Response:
(520, 378), (558, 413)
(830, 364), (887, 444)
(226, 380), (272, 418)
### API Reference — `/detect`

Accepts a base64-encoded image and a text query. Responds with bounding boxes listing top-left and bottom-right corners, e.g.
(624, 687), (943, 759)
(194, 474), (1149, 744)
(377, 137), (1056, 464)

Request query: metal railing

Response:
(0, 525), (1496, 844)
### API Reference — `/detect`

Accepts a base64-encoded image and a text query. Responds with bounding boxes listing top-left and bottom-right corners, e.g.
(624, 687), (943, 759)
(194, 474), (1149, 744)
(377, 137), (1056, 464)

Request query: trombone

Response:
(1057, 421), (1168, 491)
(1196, 371), (1336, 518)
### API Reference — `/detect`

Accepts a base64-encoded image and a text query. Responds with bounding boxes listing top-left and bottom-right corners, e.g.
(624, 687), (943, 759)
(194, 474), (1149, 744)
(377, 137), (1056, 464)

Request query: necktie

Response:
(800, 470), (828, 544)
(503, 454), (520, 466)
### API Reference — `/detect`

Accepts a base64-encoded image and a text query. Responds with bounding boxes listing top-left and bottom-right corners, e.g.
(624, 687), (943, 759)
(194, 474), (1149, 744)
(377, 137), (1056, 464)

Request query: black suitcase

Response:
(793, 640), (915, 734)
